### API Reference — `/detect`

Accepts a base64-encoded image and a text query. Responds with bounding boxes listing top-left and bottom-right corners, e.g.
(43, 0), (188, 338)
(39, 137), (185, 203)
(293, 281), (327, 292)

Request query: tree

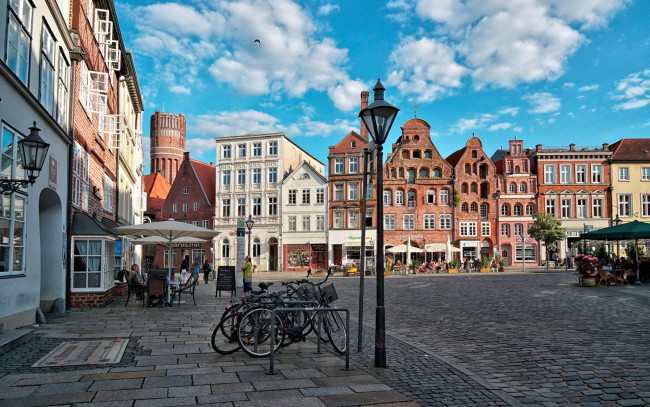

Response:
(527, 212), (566, 270)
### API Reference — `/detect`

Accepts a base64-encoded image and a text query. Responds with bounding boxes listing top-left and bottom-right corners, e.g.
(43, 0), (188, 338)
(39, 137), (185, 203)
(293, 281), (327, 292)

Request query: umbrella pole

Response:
(168, 235), (173, 304)
(635, 238), (641, 285)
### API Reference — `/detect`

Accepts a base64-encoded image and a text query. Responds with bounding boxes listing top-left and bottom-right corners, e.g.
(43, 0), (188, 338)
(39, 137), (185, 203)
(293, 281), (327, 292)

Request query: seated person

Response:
(129, 264), (146, 288)
(602, 261), (613, 271)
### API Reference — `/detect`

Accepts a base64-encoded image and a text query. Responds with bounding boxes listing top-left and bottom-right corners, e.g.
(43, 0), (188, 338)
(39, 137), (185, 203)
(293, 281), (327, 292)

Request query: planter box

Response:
(579, 277), (596, 287)
(384, 271), (391, 276)
(313, 271), (325, 277)
(448, 269), (458, 273)
(480, 268), (489, 273)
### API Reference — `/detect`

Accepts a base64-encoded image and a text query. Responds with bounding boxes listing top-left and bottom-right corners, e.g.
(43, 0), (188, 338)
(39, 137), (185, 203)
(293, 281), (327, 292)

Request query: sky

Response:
(115, 0), (650, 171)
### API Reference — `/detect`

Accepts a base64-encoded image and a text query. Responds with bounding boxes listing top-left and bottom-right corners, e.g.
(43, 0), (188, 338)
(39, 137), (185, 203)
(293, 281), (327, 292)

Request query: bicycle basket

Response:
(297, 284), (317, 301)
(320, 283), (338, 305)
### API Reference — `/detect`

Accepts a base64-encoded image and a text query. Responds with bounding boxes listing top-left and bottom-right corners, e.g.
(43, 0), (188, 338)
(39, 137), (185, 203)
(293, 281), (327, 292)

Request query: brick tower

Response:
(150, 111), (186, 185)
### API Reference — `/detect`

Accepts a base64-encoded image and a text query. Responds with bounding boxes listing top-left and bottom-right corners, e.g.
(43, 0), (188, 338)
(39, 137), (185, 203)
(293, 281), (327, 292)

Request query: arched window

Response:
(472, 150), (477, 158)
(501, 204), (510, 216)
(253, 238), (261, 257)
(407, 169), (415, 184)
(395, 190), (404, 205)
(402, 150), (410, 159)
(515, 166), (520, 174)
(413, 150), (421, 159)
(480, 204), (488, 219)
(419, 168), (428, 178)
(222, 239), (230, 258)
(479, 164), (488, 179)
(390, 168), (396, 178)
(509, 183), (516, 193)
(461, 203), (468, 212)
(470, 202), (478, 212)
(471, 183), (478, 194)
(432, 168), (441, 177)
(465, 164), (471, 174)
(526, 203), (535, 215)
(407, 191), (416, 209)
(424, 150), (432, 158)
(513, 204), (523, 216)
(461, 183), (468, 193)
(519, 183), (526, 193)
(398, 168), (404, 178)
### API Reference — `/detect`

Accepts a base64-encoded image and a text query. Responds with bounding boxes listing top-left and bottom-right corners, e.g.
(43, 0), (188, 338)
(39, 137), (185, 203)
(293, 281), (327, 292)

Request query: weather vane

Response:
(413, 104), (419, 118)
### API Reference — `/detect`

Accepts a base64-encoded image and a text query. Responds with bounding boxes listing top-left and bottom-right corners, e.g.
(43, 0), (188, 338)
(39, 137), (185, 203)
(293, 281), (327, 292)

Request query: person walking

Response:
(202, 260), (212, 284)
(192, 259), (201, 281)
(242, 256), (253, 293)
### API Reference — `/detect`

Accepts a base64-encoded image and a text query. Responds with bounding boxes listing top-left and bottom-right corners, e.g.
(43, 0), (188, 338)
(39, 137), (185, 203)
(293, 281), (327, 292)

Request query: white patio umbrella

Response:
(386, 244), (423, 253)
(132, 236), (209, 246)
(115, 220), (219, 303)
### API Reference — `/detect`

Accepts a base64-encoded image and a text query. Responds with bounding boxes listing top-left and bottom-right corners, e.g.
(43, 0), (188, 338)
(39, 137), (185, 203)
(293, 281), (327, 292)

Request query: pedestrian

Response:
(179, 255), (189, 282)
(192, 259), (200, 281)
(242, 256), (253, 293)
(202, 260), (212, 284)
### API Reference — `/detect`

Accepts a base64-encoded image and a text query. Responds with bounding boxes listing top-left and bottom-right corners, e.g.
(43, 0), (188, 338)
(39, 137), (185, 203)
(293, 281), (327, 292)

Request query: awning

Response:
(425, 243), (447, 252)
(71, 212), (118, 237)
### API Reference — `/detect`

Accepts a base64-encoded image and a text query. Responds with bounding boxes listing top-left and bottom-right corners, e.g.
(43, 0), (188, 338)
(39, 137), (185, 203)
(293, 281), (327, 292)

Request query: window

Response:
(172, 203), (178, 213)
(103, 175), (113, 212)
(302, 189), (310, 204)
(384, 214), (396, 230)
(222, 170), (231, 186)
(334, 211), (343, 228)
(39, 24), (56, 113)
(642, 195), (650, 217)
(383, 191), (391, 205)
(592, 198), (602, 218)
(253, 142), (262, 157)
(513, 204), (522, 216)
(461, 203), (468, 212)
(560, 164), (570, 183)
(526, 203), (534, 215)
(591, 165), (602, 183)
(288, 216), (296, 231)
(545, 198), (556, 217)
(222, 199), (231, 217)
(423, 214), (435, 230)
(501, 224), (510, 236)
(471, 183), (478, 194)
(6, 0), (33, 84)
(349, 157), (358, 173)
(642, 167), (650, 181)
(334, 184), (343, 201)
(470, 203), (477, 212)
(509, 183), (516, 193)
(237, 169), (246, 184)
(238, 144), (246, 157)
(288, 189), (297, 205)
(72, 141), (89, 211)
(183, 186), (189, 194)
(426, 190), (435, 204)
(192, 221), (199, 226)
(481, 222), (491, 236)
(561, 198), (571, 218)
(515, 245), (536, 262)
(577, 199), (587, 218)
(268, 141), (278, 155)
(514, 224), (523, 236)
(618, 194), (631, 217)
(480, 204), (488, 219)
(268, 167), (277, 183)
(395, 190), (404, 205)
(222, 145), (231, 158)
(348, 211), (358, 228)
(519, 183), (526, 193)
(545, 165), (556, 184)
(253, 238), (261, 257)
(316, 188), (325, 204)
(419, 168), (428, 178)
(432, 168), (441, 177)
(252, 168), (261, 184)
(576, 165), (586, 183)
(424, 150), (432, 158)
(72, 239), (114, 290)
(439, 189), (449, 204)
(501, 204), (510, 216)
(0, 192), (25, 276)
(407, 192), (416, 209)
(619, 167), (629, 181)
(56, 53), (69, 127)
(439, 214), (451, 230)
(334, 158), (344, 174)
(316, 215), (324, 231)
(349, 183), (359, 200)
(222, 239), (231, 258)
(351, 141), (356, 148)
(403, 214), (415, 230)
(182, 202), (189, 212)
(406, 169), (415, 184)
(460, 221), (477, 236)
(237, 198), (246, 216)
(252, 197), (261, 216)
(268, 197), (278, 216)
(202, 220), (209, 229)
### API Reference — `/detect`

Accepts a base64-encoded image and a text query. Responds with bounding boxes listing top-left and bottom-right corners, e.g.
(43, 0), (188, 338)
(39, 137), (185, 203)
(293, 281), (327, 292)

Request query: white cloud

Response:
(523, 92), (562, 114)
(317, 3), (339, 15)
(578, 84), (600, 91)
(185, 138), (217, 155)
(612, 68), (650, 110)
(450, 107), (523, 133)
(192, 110), (282, 137)
(295, 116), (357, 137)
(328, 79), (368, 111)
(497, 107), (519, 116)
(169, 85), (191, 95)
(488, 122), (513, 131)
(563, 82), (575, 88)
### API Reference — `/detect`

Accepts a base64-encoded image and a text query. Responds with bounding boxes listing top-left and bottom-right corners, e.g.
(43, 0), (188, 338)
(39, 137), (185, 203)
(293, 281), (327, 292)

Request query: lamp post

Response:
(359, 78), (399, 368)
(245, 215), (254, 259)
(613, 214), (622, 261)
(0, 122), (50, 195)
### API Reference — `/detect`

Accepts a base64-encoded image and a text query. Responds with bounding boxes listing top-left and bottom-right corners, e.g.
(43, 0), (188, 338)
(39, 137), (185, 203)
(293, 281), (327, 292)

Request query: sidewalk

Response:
(0, 284), (416, 407)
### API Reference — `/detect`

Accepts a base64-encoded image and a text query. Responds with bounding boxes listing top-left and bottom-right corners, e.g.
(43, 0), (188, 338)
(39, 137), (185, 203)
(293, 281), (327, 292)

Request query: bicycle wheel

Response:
(324, 310), (347, 354)
(211, 313), (240, 355)
(237, 307), (284, 358)
(308, 310), (330, 342)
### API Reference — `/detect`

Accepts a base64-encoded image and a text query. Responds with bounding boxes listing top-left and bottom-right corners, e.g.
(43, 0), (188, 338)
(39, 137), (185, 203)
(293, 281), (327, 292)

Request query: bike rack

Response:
(267, 306), (350, 375)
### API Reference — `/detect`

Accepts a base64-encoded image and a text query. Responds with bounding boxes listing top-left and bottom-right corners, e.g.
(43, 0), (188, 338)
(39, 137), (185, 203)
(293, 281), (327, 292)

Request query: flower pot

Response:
(480, 268), (489, 273)
(580, 277), (596, 287)
(384, 271), (391, 276)
(448, 269), (458, 273)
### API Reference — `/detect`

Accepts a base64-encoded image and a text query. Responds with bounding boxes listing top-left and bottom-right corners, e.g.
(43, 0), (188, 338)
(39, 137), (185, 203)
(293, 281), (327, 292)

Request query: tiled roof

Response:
(445, 147), (466, 166)
(609, 138), (650, 160)
(190, 159), (216, 205)
(143, 173), (171, 212)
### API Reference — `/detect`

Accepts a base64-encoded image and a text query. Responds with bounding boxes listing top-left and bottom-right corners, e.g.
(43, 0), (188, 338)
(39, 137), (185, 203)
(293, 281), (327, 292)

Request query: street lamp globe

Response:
(20, 122), (50, 183)
(358, 79), (399, 145)
(245, 214), (255, 232)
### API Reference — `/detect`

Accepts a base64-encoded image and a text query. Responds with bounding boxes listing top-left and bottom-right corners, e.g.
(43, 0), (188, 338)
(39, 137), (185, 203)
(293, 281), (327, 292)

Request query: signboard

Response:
(114, 239), (122, 256)
(216, 266), (236, 297)
(48, 156), (57, 190)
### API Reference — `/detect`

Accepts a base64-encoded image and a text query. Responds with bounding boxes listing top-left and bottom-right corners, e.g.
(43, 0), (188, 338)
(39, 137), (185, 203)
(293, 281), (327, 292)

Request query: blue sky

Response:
(115, 0), (650, 170)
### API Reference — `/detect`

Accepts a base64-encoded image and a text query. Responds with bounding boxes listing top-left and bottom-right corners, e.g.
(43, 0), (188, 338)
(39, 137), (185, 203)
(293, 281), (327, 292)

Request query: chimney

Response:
(569, 143), (575, 151)
(184, 151), (190, 160)
(602, 143), (609, 150)
(536, 144), (542, 151)
(360, 91), (369, 140)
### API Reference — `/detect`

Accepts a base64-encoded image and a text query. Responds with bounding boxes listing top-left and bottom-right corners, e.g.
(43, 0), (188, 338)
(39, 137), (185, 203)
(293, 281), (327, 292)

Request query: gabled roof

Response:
(329, 131), (370, 152)
(445, 147), (466, 166)
(283, 160), (328, 185)
(190, 159), (216, 205)
(144, 172), (171, 212)
(609, 138), (650, 161)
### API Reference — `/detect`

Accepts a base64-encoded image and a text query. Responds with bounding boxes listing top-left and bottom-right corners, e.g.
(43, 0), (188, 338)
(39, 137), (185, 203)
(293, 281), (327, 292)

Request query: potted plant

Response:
(253, 264), (258, 274)
(574, 253), (598, 286)
(479, 256), (491, 272)
(498, 257), (507, 272)
(313, 267), (325, 276)
(448, 258), (459, 273)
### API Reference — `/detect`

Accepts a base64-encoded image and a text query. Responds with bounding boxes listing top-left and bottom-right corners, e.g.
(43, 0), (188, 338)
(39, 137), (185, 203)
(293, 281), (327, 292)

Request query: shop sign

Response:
(460, 240), (479, 248)
(311, 244), (326, 251)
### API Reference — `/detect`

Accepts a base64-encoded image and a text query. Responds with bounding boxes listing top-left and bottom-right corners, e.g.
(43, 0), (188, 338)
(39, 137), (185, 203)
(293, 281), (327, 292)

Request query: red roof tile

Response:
(609, 138), (650, 160)
(143, 173), (171, 212)
(190, 159), (216, 205)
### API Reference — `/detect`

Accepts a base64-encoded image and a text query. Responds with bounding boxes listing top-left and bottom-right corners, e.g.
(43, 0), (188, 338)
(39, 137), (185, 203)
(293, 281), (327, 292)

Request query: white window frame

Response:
(560, 164), (570, 184)
(618, 194), (632, 217)
(384, 214), (396, 230)
(237, 198), (246, 217)
(39, 23), (56, 113)
(501, 224), (510, 237)
(334, 158), (344, 174)
(288, 216), (296, 231)
(222, 145), (231, 158)
(439, 214), (451, 230)
(545, 198), (556, 217)
(514, 223), (523, 236)
(238, 143), (247, 158)
(591, 165), (602, 183)
(193, 201), (199, 211)
(481, 222), (491, 237)
(302, 189), (310, 204)
(103, 174), (113, 212)
(349, 183), (359, 200)
(172, 203), (178, 213)
(183, 186), (189, 194)
(395, 190), (404, 206)
(423, 214), (435, 230)
(0, 189), (26, 276)
(202, 220), (209, 229)
(316, 188), (324, 204)
(222, 199), (230, 217)
(642, 194), (650, 217)
(334, 184), (343, 201)
(252, 197), (261, 216)
(592, 198), (602, 218)
(619, 167), (629, 181)
(253, 142), (262, 157)
(56, 52), (70, 128)
(576, 198), (587, 218)
(426, 190), (435, 204)
(72, 141), (89, 211)
(561, 198), (571, 218)
(575, 165), (586, 183)
(252, 168), (261, 184)
(288, 189), (297, 205)
(459, 221), (477, 237)
(222, 170), (231, 186)
(545, 165), (556, 184)
(349, 157), (358, 173)
(334, 211), (343, 228)
(268, 141), (278, 155)
(348, 210), (359, 228)
(407, 192), (416, 209)
(71, 238), (114, 291)
(268, 197), (278, 216)
(302, 215), (311, 231)
(642, 167), (650, 181)
(237, 169), (246, 185)
(268, 167), (278, 183)
(316, 215), (325, 231)
(6, 0), (33, 85)
(182, 202), (189, 212)
(383, 191), (391, 205)
(403, 214), (415, 230)
(439, 189), (449, 204)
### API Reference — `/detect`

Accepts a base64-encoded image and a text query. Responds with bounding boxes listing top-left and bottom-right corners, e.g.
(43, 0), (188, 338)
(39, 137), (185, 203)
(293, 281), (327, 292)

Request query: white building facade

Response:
(214, 133), (324, 272)
(281, 161), (328, 272)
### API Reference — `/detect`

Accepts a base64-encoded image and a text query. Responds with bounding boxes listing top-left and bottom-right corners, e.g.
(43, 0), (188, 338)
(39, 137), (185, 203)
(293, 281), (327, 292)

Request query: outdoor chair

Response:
(597, 269), (615, 286)
(148, 278), (166, 306)
(175, 275), (198, 306)
(125, 277), (146, 307)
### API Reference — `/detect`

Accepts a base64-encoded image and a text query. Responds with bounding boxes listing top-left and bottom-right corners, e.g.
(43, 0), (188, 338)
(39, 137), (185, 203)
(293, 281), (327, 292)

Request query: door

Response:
(268, 237), (278, 271)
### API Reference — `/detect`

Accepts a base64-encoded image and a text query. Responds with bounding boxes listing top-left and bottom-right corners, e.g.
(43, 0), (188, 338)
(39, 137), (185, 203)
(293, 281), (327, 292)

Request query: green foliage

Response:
(448, 258), (459, 268)
(498, 257), (507, 268)
(625, 244), (646, 261)
(480, 256), (491, 268)
(452, 189), (461, 207)
(594, 244), (609, 262)
(528, 212), (566, 251)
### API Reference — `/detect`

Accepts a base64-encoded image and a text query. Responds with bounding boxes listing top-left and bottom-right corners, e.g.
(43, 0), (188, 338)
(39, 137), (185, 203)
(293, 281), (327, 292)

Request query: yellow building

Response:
(609, 139), (650, 223)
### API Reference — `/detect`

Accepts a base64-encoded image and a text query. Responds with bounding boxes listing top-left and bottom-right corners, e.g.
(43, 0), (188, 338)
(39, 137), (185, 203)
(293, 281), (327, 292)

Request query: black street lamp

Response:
(359, 79), (399, 368)
(245, 215), (255, 258)
(0, 122), (50, 195)
(613, 214), (622, 226)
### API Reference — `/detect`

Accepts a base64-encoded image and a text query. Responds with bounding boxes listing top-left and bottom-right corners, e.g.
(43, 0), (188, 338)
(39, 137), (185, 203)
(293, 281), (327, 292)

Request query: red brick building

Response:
(148, 153), (217, 271)
(492, 138), (539, 266)
(150, 111), (186, 185)
(382, 118), (454, 260)
(143, 172), (171, 221)
(446, 135), (498, 261)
